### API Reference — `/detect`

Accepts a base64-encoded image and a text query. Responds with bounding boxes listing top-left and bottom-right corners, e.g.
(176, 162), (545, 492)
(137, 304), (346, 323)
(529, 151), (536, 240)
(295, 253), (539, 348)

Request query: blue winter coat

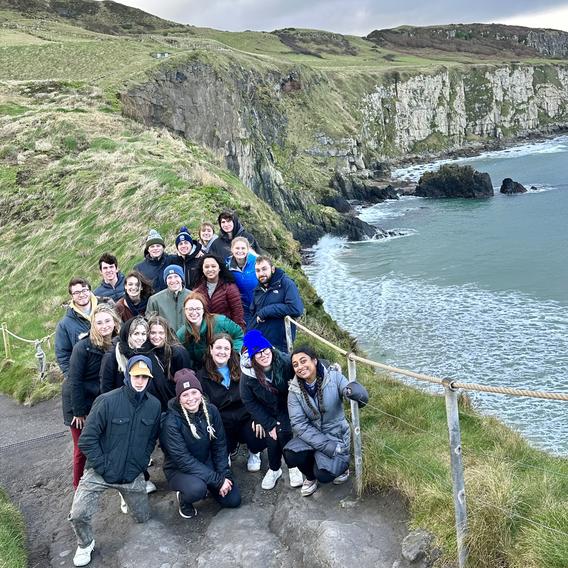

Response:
(248, 268), (304, 351)
(134, 253), (177, 293)
(79, 381), (161, 484)
(227, 253), (258, 325)
(55, 306), (91, 378)
(93, 272), (126, 301)
(160, 399), (231, 490)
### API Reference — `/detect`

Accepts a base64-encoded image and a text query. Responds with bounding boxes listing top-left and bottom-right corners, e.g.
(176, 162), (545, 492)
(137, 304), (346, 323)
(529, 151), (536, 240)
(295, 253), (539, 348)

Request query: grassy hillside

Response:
(0, 5), (567, 568)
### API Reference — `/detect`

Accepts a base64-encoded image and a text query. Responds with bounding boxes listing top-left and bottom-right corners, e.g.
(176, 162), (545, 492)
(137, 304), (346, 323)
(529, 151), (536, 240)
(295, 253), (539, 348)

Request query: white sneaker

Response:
(145, 479), (157, 494)
(333, 469), (350, 485)
(288, 467), (304, 488)
(301, 479), (318, 497)
(261, 468), (282, 490)
(119, 493), (128, 514)
(73, 540), (95, 567)
(247, 451), (262, 472)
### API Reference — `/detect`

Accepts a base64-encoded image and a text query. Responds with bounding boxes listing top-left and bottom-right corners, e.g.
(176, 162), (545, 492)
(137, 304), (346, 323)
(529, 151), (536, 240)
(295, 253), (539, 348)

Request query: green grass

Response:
(0, 488), (26, 568)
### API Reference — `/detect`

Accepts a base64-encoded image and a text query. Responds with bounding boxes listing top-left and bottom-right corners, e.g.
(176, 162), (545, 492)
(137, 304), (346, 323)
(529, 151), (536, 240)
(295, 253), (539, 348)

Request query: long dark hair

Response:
(124, 270), (153, 300)
(291, 345), (325, 414)
(183, 292), (217, 345)
(203, 333), (240, 383)
(195, 254), (235, 287)
(147, 314), (180, 379)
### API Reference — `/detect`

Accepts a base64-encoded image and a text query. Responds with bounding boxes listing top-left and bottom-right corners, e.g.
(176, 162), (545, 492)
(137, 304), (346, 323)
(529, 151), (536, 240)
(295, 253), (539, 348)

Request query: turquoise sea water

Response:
(304, 136), (568, 454)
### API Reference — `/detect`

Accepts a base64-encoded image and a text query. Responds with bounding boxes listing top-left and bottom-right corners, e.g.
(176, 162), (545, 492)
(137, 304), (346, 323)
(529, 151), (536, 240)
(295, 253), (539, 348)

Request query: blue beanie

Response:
(176, 226), (193, 248)
(243, 330), (273, 358)
(163, 264), (184, 286)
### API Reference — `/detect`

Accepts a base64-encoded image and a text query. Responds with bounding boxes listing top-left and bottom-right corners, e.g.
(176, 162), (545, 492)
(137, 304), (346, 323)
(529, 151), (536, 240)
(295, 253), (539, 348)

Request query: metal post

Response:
(284, 317), (294, 354)
(347, 356), (363, 497)
(443, 379), (468, 568)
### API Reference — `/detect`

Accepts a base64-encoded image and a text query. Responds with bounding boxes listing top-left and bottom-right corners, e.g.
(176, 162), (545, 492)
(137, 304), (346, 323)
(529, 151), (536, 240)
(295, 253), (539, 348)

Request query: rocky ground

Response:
(0, 394), (418, 568)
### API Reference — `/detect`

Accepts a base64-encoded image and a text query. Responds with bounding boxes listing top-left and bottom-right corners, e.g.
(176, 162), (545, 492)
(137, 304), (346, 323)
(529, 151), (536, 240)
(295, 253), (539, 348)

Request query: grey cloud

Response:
(120, 0), (568, 35)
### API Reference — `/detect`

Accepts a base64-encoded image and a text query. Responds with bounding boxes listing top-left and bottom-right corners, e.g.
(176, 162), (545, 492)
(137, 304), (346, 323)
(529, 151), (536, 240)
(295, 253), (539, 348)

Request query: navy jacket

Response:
(93, 272), (126, 301)
(79, 385), (161, 484)
(160, 399), (231, 490)
(248, 268), (304, 351)
(170, 244), (203, 290)
(62, 337), (107, 426)
(55, 306), (91, 378)
(134, 253), (177, 293)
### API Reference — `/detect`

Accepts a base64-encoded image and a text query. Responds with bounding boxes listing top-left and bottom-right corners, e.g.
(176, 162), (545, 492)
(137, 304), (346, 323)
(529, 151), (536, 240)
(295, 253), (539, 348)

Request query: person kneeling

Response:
(284, 345), (368, 497)
(160, 369), (241, 519)
(68, 356), (161, 567)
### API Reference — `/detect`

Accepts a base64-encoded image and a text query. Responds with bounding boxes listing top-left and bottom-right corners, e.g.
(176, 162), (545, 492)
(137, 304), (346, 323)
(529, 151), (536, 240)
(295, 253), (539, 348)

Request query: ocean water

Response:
(304, 136), (568, 455)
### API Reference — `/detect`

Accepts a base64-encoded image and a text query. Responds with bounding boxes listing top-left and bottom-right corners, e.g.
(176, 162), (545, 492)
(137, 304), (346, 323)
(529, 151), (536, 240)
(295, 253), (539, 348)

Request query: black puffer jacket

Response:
(79, 384), (161, 484)
(134, 252), (177, 293)
(160, 398), (231, 490)
(239, 349), (293, 432)
(62, 337), (108, 426)
(197, 368), (249, 429)
(170, 243), (203, 290)
(209, 212), (260, 261)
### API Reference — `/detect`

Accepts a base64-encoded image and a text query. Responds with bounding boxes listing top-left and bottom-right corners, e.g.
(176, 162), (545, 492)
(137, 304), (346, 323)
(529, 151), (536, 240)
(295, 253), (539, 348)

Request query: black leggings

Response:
(168, 470), (241, 508)
(283, 449), (337, 483)
(266, 428), (293, 471)
(224, 417), (267, 455)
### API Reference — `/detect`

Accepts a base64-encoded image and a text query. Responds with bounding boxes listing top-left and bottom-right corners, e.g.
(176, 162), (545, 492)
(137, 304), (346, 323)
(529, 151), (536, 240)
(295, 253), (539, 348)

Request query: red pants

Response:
(70, 426), (87, 489)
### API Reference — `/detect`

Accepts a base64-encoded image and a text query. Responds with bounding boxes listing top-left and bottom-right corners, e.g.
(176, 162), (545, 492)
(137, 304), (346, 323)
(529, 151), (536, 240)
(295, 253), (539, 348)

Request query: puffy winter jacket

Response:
(146, 288), (190, 332)
(160, 398), (231, 490)
(170, 244), (203, 290)
(79, 383), (161, 484)
(239, 349), (293, 432)
(248, 268), (304, 351)
(134, 253), (177, 293)
(93, 272), (126, 302)
(209, 213), (260, 261)
(227, 253), (258, 325)
(193, 280), (245, 329)
(55, 304), (92, 378)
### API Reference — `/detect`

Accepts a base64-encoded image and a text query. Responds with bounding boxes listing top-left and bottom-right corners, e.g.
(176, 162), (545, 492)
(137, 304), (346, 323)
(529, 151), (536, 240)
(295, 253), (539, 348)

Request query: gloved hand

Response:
(343, 382), (369, 408)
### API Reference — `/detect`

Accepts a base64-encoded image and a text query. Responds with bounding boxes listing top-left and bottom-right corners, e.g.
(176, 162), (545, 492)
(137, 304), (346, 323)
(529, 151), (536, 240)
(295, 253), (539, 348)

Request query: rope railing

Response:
(284, 316), (568, 568)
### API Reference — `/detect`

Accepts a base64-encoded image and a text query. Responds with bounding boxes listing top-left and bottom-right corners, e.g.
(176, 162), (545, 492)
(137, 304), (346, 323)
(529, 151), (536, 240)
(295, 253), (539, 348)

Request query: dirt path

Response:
(0, 394), (411, 568)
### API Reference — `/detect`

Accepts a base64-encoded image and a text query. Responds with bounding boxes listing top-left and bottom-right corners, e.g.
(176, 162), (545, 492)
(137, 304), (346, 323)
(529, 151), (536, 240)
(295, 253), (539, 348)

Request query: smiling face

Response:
(131, 374), (150, 392)
(166, 273), (183, 292)
(70, 283), (91, 308)
(184, 299), (204, 326)
(93, 311), (115, 339)
(149, 323), (166, 348)
(231, 240), (249, 263)
(180, 388), (202, 413)
(254, 348), (273, 368)
(220, 217), (234, 234)
(128, 323), (147, 349)
(291, 352), (318, 383)
(202, 258), (220, 283)
(255, 260), (274, 285)
(148, 243), (164, 259)
(100, 261), (118, 285)
(125, 276), (141, 301)
(200, 225), (214, 244)
(177, 240), (191, 255)
(210, 337), (232, 367)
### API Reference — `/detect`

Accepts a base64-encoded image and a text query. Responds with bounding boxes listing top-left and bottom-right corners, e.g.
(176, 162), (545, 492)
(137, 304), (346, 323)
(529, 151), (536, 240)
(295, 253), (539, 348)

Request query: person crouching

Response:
(160, 369), (241, 519)
(68, 355), (161, 567)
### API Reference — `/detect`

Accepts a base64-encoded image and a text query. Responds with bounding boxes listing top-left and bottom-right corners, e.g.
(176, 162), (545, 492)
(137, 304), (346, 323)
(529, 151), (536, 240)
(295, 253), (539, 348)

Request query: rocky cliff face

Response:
(121, 59), (568, 243)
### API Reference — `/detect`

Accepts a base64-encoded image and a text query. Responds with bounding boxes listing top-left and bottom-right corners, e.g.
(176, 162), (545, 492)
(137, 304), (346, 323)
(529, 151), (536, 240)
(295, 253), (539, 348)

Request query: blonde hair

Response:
(181, 400), (216, 440)
(230, 236), (250, 251)
(90, 304), (120, 349)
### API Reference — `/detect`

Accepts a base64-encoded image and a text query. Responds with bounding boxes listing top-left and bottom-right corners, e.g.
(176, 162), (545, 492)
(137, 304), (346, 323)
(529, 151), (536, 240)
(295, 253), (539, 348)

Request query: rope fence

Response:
(1, 322), (54, 381)
(284, 316), (568, 568)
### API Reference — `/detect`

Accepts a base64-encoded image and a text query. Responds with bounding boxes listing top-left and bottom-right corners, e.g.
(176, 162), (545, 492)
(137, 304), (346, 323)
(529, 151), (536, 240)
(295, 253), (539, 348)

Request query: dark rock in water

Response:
(530, 185), (538, 190)
(500, 178), (528, 194)
(331, 172), (400, 203)
(415, 164), (493, 198)
(321, 194), (352, 213)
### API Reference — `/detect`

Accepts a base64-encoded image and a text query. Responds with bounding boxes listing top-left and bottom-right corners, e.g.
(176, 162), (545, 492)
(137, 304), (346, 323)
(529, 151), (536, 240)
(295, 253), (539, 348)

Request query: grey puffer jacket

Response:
(285, 366), (351, 477)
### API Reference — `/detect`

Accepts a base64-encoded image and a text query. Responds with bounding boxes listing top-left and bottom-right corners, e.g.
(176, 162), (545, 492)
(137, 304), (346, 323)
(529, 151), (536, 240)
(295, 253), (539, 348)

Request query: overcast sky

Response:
(115, 0), (568, 35)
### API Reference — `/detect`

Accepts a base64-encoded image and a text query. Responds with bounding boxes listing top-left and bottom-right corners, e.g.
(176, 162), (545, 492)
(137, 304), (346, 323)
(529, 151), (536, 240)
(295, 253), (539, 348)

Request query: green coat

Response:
(147, 288), (190, 332)
(176, 315), (243, 369)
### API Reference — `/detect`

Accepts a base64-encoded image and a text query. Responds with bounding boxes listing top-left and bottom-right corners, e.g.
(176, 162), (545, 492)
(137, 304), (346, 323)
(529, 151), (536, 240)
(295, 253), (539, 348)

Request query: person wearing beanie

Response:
(171, 226), (203, 290)
(134, 229), (177, 293)
(69, 354), (161, 566)
(240, 330), (303, 490)
(146, 265), (190, 333)
(209, 210), (261, 261)
(160, 369), (241, 519)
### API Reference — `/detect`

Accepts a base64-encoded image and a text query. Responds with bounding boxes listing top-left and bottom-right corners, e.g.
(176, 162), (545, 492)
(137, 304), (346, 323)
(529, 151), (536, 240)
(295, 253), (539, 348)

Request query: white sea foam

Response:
(304, 236), (568, 455)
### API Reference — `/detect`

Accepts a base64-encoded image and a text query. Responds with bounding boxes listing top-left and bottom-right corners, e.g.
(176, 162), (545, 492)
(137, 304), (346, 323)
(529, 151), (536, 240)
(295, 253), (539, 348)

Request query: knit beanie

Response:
(175, 226), (193, 248)
(144, 229), (165, 250)
(163, 264), (185, 286)
(174, 369), (202, 400)
(243, 329), (273, 358)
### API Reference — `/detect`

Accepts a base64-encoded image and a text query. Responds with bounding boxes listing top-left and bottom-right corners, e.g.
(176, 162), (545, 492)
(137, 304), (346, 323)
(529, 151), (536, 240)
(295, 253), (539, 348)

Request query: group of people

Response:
(54, 211), (368, 567)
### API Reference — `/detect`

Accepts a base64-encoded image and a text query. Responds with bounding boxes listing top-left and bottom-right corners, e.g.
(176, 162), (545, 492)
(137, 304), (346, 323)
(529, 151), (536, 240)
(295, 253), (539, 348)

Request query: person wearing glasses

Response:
(176, 292), (243, 371)
(55, 277), (97, 380)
